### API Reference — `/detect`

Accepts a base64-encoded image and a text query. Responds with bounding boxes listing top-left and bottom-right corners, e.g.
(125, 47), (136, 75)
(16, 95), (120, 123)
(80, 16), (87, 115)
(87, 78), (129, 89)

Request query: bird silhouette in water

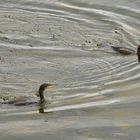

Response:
(111, 45), (140, 62)
(111, 46), (135, 55)
(0, 83), (53, 106)
(98, 43), (135, 54)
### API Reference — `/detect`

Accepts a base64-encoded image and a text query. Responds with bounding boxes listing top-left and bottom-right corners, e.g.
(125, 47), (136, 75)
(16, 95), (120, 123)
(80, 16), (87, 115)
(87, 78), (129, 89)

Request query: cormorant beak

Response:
(46, 83), (58, 88)
(47, 83), (54, 87)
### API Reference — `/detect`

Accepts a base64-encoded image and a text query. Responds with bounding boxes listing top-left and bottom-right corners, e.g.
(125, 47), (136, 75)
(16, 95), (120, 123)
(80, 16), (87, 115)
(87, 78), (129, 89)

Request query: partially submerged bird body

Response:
(0, 83), (53, 106)
(111, 45), (140, 63)
(98, 43), (136, 55)
(0, 96), (38, 106)
(111, 46), (136, 55)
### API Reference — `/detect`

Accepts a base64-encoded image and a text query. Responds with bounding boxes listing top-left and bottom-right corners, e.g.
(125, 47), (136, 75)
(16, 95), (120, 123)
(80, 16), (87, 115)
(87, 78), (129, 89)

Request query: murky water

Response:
(0, 0), (140, 139)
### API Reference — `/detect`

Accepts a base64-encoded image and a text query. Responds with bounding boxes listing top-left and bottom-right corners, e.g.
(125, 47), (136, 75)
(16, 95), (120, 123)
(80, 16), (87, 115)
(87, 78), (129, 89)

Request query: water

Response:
(0, 0), (140, 139)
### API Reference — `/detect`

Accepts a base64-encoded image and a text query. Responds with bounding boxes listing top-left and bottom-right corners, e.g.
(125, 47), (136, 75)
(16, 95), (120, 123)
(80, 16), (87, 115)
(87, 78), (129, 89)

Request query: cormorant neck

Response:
(137, 45), (140, 62)
(39, 89), (45, 103)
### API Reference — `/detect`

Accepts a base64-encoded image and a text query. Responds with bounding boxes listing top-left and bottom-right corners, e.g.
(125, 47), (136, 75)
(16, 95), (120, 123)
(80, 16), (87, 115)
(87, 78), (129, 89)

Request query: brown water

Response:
(0, 0), (140, 139)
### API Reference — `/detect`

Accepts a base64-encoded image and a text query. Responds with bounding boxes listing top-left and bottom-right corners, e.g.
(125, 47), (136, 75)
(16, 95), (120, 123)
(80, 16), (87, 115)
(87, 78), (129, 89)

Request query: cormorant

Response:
(0, 83), (53, 106)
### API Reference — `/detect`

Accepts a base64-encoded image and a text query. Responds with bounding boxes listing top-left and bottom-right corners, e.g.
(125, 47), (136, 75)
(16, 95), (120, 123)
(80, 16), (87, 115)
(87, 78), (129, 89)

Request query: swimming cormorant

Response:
(0, 83), (53, 106)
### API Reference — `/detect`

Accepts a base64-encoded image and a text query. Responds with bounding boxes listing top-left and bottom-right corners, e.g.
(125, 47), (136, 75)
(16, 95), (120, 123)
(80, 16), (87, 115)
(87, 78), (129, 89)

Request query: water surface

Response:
(0, 0), (140, 139)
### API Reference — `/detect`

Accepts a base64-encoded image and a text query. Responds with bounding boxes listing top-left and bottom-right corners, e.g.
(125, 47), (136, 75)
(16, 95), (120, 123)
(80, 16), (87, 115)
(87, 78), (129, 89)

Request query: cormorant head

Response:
(39, 83), (53, 91)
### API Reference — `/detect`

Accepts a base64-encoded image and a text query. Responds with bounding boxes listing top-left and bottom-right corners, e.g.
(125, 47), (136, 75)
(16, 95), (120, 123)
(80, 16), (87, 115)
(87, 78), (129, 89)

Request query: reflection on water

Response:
(0, 0), (140, 139)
